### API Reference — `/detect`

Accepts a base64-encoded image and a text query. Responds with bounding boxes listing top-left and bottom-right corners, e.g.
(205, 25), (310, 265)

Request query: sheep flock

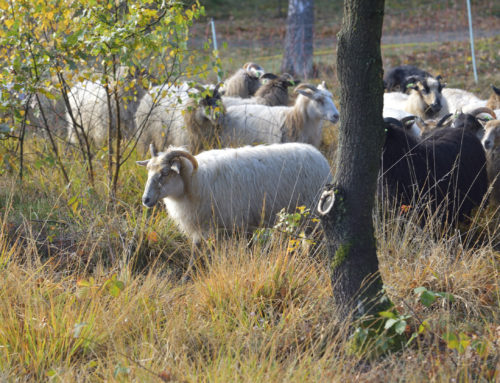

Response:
(56, 60), (500, 244)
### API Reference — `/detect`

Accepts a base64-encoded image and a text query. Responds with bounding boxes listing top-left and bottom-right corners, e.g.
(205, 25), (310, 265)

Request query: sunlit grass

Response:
(0, 24), (499, 380)
(0, 135), (498, 381)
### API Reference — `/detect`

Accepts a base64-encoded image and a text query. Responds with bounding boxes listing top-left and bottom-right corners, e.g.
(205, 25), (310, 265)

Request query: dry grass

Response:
(0, 139), (498, 381)
(1, 14), (499, 379)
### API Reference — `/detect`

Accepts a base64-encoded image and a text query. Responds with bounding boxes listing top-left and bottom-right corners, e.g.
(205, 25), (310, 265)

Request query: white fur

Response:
(134, 85), (218, 153)
(66, 71), (145, 146)
(384, 76), (449, 120)
(442, 88), (482, 113)
(220, 86), (339, 148)
(139, 143), (332, 244)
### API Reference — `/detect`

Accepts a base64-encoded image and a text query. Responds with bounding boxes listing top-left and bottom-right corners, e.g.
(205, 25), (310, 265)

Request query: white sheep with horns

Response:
(137, 143), (332, 245)
(220, 83), (339, 148)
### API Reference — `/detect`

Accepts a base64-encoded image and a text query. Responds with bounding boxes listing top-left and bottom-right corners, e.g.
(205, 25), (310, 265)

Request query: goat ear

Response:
(136, 160), (149, 167)
(170, 160), (181, 174)
(435, 75), (443, 81)
(492, 84), (500, 96)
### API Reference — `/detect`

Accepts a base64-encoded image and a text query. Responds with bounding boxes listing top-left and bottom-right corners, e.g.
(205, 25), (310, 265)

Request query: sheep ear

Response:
(492, 84), (500, 96)
(136, 160), (149, 167)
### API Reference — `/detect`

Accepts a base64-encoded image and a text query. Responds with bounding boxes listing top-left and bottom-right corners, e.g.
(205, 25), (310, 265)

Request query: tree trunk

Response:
(318, 0), (385, 317)
(281, 0), (314, 79)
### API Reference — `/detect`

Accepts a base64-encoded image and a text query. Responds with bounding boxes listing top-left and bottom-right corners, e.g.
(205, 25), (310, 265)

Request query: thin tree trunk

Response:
(35, 93), (70, 184)
(281, 0), (314, 79)
(319, 0), (385, 317)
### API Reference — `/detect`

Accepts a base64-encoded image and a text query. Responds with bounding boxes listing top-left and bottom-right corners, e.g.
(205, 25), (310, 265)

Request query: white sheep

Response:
(447, 85), (500, 119)
(221, 62), (265, 98)
(66, 68), (146, 146)
(134, 84), (222, 154)
(137, 143), (332, 245)
(384, 75), (448, 120)
(220, 83), (339, 148)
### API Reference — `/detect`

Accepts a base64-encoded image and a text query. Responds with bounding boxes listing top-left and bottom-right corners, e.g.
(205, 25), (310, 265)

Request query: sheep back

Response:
(164, 143), (332, 240)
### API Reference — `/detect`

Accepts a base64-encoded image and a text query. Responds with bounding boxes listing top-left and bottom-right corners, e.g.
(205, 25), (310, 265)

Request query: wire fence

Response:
(188, 1), (500, 84)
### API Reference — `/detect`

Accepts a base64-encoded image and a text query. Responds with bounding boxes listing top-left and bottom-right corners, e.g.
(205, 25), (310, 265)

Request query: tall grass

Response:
(0, 137), (498, 381)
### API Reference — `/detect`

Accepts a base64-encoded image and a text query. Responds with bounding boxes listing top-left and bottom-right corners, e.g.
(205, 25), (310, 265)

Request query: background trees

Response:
(281, 0), (314, 79)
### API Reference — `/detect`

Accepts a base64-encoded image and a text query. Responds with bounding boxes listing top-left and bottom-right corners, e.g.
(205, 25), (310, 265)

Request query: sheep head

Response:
(137, 146), (198, 207)
(406, 75), (445, 118)
(482, 120), (500, 152)
(254, 73), (297, 106)
(243, 62), (265, 79)
(295, 83), (340, 124)
(183, 85), (224, 152)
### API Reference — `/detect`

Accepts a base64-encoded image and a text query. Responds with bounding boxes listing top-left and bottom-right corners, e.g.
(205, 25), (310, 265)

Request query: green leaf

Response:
(418, 320), (430, 334)
(394, 320), (407, 335)
(419, 290), (437, 307)
(435, 292), (455, 302)
(384, 318), (398, 330)
(379, 311), (397, 319)
(413, 286), (427, 295)
(443, 332), (459, 350)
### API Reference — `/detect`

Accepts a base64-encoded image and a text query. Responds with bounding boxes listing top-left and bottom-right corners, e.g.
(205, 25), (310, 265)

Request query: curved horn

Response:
(150, 143), (158, 157)
(436, 113), (453, 128)
(295, 83), (319, 93)
(468, 107), (496, 120)
(164, 150), (198, 171)
(401, 115), (416, 125)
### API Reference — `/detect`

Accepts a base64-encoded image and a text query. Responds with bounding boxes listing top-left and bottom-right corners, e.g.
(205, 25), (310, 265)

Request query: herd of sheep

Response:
(50, 62), (500, 244)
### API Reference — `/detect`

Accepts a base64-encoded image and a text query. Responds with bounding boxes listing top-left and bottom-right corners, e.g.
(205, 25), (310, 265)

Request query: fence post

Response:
(466, 0), (478, 84)
(210, 18), (221, 82)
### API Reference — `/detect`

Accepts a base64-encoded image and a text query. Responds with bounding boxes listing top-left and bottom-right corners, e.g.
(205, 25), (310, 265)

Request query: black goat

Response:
(384, 65), (435, 93)
(380, 118), (488, 225)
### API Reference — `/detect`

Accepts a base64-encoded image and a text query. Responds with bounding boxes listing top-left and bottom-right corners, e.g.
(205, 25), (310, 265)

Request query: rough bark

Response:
(319, 0), (385, 316)
(281, 0), (314, 79)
